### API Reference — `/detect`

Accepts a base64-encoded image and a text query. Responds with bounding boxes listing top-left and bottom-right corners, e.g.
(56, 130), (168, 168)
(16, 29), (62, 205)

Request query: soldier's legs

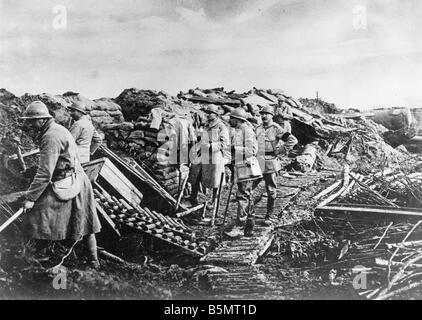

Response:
(263, 173), (278, 224)
(189, 168), (202, 205)
(236, 180), (253, 224)
(85, 233), (99, 268)
(206, 188), (219, 210)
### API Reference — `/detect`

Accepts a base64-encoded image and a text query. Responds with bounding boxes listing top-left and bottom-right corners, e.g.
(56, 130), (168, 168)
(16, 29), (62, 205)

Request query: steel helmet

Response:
(20, 101), (52, 120)
(260, 105), (275, 116)
(67, 101), (87, 114)
(251, 104), (260, 114)
(205, 104), (219, 115)
(230, 108), (247, 121)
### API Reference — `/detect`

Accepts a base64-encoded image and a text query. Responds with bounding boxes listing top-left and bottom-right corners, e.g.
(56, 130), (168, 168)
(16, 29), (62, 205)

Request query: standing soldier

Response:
(67, 102), (103, 164)
(189, 105), (230, 210)
(229, 108), (261, 237)
(255, 105), (298, 226)
(19, 101), (102, 268)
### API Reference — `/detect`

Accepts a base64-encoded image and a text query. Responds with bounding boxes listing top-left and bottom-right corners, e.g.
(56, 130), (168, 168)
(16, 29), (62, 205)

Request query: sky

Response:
(1, 0), (422, 110)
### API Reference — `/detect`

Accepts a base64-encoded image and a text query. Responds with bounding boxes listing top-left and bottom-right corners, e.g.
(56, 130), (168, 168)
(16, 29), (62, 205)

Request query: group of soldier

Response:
(187, 104), (298, 237)
(11, 99), (297, 267)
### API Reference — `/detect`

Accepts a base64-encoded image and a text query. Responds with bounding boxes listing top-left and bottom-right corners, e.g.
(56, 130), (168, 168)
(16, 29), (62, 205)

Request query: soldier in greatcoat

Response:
(229, 108), (261, 236)
(20, 101), (102, 268)
(189, 105), (230, 210)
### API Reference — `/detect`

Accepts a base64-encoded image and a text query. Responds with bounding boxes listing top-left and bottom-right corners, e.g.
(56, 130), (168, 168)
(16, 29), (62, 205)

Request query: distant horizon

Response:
(2, 0), (422, 111)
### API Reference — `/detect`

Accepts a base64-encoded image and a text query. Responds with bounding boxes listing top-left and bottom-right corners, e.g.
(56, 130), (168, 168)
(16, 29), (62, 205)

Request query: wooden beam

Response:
(0, 208), (24, 234)
(176, 203), (206, 218)
(8, 148), (40, 160)
(316, 205), (422, 217)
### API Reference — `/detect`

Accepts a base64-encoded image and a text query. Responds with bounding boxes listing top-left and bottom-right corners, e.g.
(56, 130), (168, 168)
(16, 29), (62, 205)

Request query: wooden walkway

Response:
(200, 171), (334, 298)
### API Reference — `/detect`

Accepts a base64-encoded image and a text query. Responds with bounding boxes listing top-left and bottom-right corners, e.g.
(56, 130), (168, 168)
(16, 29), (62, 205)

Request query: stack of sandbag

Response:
(103, 117), (192, 197)
(62, 92), (124, 130)
(93, 98), (125, 125)
(103, 89), (204, 197)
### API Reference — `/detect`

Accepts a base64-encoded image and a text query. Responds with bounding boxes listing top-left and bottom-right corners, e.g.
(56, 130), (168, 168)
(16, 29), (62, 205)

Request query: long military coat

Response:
(24, 118), (101, 241)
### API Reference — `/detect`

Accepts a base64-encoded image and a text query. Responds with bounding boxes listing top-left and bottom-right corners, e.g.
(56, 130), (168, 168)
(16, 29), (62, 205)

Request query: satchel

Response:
(51, 172), (81, 201)
(264, 156), (281, 173)
(235, 157), (262, 183)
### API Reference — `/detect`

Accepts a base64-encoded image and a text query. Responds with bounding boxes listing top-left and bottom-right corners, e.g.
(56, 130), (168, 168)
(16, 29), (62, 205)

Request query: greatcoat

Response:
(24, 118), (101, 240)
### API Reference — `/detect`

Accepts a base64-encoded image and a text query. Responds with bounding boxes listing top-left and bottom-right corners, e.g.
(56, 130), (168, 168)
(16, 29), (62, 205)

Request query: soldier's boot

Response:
(86, 234), (100, 270)
(236, 204), (247, 226)
(263, 198), (276, 226)
(244, 218), (254, 237)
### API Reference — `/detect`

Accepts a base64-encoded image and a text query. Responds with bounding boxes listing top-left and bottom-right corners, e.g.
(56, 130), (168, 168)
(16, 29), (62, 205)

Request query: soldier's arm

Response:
(276, 126), (298, 155)
(25, 134), (61, 202)
(69, 122), (82, 142)
(283, 121), (292, 134)
(90, 129), (103, 155)
(244, 127), (258, 158)
(210, 125), (229, 153)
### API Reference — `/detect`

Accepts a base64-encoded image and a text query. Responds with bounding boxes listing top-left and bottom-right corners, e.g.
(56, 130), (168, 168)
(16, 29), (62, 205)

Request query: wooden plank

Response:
(316, 205), (422, 217)
(83, 158), (106, 183)
(8, 148), (40, 160)
(98, 146), (184, 210)
(99, 158), (144, 206)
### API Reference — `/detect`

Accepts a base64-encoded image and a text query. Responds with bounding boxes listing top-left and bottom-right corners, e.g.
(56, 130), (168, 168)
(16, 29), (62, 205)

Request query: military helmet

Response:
(230, 108), (247, 121)
(67, 101), (87, 115)
(205, 104), (219, 115)
(260, 105), (275, 116)
(20, 101), (52, 120)
(251, 104), (260, 114)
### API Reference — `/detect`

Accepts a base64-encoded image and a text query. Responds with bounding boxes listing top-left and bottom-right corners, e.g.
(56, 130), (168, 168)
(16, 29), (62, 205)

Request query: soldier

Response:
(19, 101), (102, 268)
(67, 102), (103, 164)
(189, 105), (230, 210)
(229, 108), (261, 237)
(254, 105), (298, 226)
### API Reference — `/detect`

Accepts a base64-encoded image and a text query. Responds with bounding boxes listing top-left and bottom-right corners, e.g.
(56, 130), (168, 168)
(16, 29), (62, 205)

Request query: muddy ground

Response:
(0, 171), (383, 300)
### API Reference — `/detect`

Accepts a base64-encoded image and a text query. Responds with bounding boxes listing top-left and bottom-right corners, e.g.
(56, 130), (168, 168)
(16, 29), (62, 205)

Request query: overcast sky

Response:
(1, 0), (422, 109)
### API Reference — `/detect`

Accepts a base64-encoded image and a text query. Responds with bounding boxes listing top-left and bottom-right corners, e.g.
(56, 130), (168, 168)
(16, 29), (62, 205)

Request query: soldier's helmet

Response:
(67, 101), (87, 115)
(230, 108), (247, 121)
(260, 105), (275, 116)
(205, 104), (220, 115)
(20, 101), (52, 120)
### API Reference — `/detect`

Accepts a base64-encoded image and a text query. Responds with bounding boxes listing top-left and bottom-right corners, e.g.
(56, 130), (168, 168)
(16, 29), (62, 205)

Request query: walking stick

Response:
(219, 170), (235, 227)
(175, 173), (189, 212)
(211, 172), (224, 226)
(0, 208), (24, 234)
(175, 163), (191, 211)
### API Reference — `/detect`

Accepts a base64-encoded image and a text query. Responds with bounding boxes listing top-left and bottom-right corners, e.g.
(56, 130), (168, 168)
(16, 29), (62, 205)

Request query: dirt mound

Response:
(115, 88), (192, 121)
(299, 98), (341, 115)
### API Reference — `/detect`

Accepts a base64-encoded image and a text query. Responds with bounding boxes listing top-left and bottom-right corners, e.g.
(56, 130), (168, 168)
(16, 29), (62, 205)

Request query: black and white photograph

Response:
(1, 0), (422, 303)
